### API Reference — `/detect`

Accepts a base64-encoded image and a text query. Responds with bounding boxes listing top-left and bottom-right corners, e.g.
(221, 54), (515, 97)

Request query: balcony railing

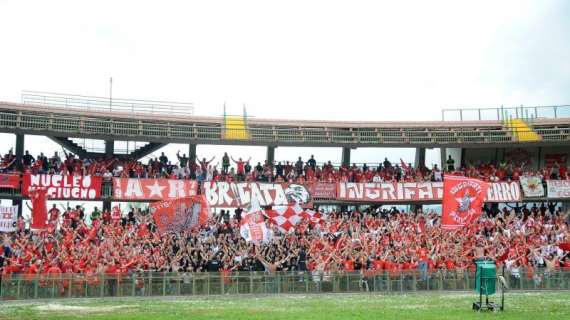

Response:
(21, 91), (194, 117)
(1, 269), (569, 300)
(442, 105), (570, 121)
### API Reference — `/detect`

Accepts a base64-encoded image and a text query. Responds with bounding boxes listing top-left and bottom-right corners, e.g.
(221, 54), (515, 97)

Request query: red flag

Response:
(400, 159), (410, 172)
(301, 209), (325, 227)
(30, 188), (48, 230)
(559, 243), (570, 251)
(441, 176), (488, 230)
(150, 195), (210, 234)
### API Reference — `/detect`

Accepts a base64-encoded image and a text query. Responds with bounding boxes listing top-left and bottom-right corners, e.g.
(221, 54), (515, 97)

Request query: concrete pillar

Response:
(102, 200), (111, 212)
(440, 148), (447, 171)
(414, 147), (426, 169)
(341, 147), (351, 167)
(105, 140), (114, 156)
(103, 139), (113, 212)
(266, 146), (276, 165)
(12, 199), (23, 218)
(411, 204), (423, 213)
(189, 144), (197, 163)
(15, 133), (24, 171)
(537, 147), (543, 170)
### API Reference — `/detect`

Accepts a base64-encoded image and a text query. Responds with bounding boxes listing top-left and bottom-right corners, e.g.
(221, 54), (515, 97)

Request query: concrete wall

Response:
(462, 148), (500, 166)
(462, 146), (569, 169)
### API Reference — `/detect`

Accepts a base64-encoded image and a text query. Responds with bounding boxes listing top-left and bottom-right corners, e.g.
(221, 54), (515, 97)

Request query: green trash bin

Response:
(475, 260), (496, 295)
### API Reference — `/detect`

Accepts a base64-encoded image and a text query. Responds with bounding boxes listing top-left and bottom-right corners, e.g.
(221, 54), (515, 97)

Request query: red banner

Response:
(545, 154), (568, 168)
(150, 196), (210, 234)
(337, 181), (520, 203)
(23, 174), (102, 200)
(202, 182), (313, 208)
(0, 174), (19, 189)
(441, 176), (488, 230)
(30, 188), (48, 230)
(113, 178), (198, 200)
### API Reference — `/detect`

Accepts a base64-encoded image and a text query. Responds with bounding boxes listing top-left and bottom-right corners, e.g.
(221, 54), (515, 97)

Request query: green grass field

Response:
(1, 292), (569, 320)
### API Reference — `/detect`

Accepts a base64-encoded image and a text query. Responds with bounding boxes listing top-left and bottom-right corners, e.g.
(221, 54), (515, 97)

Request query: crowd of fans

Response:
(1, 149), (569, 184)
(1, 148), (570, 292)
(1, 202), (569, 281)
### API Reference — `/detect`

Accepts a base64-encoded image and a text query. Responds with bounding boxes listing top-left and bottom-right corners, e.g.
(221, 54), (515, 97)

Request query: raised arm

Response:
(256, 252), (269, 267)
(276, 253), (293, 266)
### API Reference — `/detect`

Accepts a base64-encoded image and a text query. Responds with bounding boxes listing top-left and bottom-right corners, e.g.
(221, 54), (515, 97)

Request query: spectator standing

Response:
(446, 155), (455, 171)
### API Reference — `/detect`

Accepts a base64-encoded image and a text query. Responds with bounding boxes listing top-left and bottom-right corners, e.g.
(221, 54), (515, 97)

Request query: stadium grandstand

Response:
(0, 91), (569, 306)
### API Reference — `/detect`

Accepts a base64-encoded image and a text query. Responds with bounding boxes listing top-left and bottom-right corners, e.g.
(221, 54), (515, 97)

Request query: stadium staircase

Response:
(503, 118), (542, 142)
(48, 136), (166, 159)
(223, 107), (250, 140)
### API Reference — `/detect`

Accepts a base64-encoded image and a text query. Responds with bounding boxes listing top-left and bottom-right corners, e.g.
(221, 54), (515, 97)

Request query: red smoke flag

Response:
(30, 188), (49, 230)
(150, 195), (210, 234)
(441, 176), (488, 230)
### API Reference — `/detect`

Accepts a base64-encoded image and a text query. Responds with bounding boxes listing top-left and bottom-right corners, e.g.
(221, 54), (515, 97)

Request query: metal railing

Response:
(1, 269), (569, 300)
(21, 91), (194, 117)
(442, 105), (570, 122)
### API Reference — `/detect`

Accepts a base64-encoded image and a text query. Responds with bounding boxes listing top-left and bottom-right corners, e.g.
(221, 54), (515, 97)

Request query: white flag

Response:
(0, 206), (18, 233)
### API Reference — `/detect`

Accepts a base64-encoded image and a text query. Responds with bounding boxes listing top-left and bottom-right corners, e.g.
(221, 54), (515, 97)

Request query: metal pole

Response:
(109, 77), (113, 112)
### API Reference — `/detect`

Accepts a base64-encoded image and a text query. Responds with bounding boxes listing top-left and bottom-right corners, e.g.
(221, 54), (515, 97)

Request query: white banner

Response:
(337, 181), (521, 203)
(519, 176), (545, 197)
(0, 206), (18, 232)
(546, 180), (570, 198)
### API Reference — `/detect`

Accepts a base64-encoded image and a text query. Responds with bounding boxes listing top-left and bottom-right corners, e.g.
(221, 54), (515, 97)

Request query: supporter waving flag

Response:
(441, 175), (488, 230)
